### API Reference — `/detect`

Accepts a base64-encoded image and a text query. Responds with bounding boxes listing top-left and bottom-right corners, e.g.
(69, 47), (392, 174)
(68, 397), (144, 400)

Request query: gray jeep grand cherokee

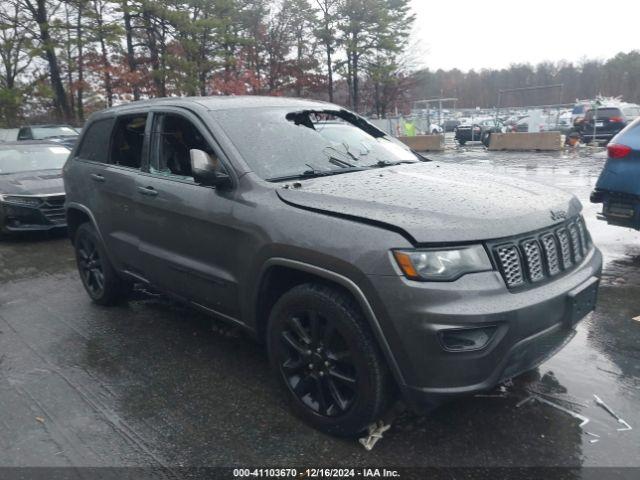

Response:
(63, 97), (602, 436)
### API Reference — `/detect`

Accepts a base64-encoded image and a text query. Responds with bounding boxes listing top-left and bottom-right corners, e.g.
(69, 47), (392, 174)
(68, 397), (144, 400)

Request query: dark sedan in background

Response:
(581, 106), (640, 145)
(442, 119), (460, 132)
(0, 141), (69, 235)
(455, 119), (504, 147)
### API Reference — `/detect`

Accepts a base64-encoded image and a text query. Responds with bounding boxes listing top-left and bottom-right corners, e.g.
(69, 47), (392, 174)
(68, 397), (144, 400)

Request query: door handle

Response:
(137, 186), (158, 197)
(90, 173), (105, 183)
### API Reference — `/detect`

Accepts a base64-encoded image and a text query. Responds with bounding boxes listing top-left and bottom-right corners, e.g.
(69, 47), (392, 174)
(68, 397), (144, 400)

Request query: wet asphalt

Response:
(0, 144), (639, 474)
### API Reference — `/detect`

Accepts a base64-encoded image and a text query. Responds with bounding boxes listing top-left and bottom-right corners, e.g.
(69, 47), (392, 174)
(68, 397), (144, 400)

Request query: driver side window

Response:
(151, 114), (217, 180)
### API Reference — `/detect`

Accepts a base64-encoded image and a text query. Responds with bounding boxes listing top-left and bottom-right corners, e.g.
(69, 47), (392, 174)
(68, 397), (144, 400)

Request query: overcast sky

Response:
(409, 0), (639, 72)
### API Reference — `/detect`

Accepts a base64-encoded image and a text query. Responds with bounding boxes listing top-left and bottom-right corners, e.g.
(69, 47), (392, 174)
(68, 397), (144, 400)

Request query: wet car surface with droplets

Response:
(0, 147), (638, 472)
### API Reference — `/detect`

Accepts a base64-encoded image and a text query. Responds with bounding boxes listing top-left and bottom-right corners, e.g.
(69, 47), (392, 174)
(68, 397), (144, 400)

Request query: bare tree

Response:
(0, 3), (34, 125)
(20, 0), (72, 121)
(314, 0), (338, 102)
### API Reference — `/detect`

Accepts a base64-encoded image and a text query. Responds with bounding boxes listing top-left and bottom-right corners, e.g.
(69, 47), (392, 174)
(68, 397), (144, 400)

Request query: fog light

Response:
(438, 326), (497, 352)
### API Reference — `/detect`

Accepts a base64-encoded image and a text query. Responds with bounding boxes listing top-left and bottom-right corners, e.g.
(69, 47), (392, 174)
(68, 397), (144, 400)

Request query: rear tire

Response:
(267, 283), (394, 437)
(74, 222), (131, 305)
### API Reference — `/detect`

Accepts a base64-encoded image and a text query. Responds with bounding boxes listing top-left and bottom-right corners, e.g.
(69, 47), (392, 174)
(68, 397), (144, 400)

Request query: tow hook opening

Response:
(438, 326), (498, 352)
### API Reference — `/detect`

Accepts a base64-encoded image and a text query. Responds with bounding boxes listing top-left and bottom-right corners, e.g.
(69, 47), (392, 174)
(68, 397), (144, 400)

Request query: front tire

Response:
(267, 283), (394, 437)
(74, 222), (131, 305)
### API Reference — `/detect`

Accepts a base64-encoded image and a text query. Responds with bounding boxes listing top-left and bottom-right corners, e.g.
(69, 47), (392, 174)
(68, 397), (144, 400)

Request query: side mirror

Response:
(190, 149), (231, 188)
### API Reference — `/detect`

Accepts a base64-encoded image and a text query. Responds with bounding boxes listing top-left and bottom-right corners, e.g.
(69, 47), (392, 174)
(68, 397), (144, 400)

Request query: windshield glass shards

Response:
(212, 108), (422, 181)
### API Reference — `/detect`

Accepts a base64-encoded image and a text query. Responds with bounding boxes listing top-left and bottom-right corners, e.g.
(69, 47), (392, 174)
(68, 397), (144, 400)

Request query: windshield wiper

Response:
(329, 157), (355, 168)
(323, 146), (357, 166)
(371, 160), (417, 168)
(267, 166), (368, 182)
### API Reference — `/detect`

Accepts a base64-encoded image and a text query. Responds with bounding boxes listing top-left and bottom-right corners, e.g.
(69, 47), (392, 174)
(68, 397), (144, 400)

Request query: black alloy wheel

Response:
(77, 234), (105, 298)
(279, 309), (358, 417)
(73, 222), (131, 305)
(268, 283), (394, 436)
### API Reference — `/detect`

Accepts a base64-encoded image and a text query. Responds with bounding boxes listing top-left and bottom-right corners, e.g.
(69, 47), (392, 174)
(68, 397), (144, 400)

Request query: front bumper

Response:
(0, 199), (67, 233)
(365, 246), (602, 412)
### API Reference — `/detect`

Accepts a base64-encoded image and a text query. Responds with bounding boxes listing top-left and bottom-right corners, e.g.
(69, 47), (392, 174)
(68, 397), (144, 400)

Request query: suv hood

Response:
(277, 162), (582, 243)
(0, 170), (64, 196)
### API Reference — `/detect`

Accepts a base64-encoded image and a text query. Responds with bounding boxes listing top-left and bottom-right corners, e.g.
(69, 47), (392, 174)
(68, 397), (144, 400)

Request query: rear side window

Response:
(76, 118), (115, 163)
(110, 114), (147, 169)
(572, 105), (585, 114)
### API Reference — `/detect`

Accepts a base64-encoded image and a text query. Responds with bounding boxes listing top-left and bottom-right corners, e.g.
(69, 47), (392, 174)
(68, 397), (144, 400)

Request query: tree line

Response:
(0, 0), (638, 128)
(0, 0), (414, 127)
(407, 51), (640, 110)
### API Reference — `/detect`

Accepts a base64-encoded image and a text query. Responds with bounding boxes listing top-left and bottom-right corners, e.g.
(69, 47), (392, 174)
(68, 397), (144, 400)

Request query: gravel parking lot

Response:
(1, 146), (639, 475)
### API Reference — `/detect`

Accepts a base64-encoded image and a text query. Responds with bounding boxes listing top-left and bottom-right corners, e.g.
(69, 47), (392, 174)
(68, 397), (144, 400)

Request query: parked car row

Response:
(442, 99), (640, 147)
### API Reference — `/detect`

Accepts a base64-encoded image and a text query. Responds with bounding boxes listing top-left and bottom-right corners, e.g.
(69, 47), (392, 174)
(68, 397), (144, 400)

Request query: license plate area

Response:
(566, 277), (599, 327)
(595, 122), (604, 127)
(606, 202), (635, 219)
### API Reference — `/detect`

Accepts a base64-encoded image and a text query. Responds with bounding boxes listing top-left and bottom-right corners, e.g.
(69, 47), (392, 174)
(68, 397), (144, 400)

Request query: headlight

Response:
(0, 195), (43, 207)
(393, 245), (493, 281)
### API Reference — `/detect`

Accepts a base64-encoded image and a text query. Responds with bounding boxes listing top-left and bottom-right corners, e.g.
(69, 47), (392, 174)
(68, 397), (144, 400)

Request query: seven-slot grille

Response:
(39, 195), (66, 225)
(493, 217), (591, 289)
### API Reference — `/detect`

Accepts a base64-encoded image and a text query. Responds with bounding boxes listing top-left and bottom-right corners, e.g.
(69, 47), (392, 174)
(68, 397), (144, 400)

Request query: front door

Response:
(134, 110), (241, 319)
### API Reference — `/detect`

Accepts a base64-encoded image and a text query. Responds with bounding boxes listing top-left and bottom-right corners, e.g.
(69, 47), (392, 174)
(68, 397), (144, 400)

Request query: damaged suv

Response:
(63, 97), (602, 436)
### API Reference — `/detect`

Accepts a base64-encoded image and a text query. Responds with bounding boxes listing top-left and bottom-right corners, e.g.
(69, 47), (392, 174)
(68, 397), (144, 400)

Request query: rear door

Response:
(68, 116), (116, 242)
(71, 112), (150, 275)
(133, 108), (241, 318)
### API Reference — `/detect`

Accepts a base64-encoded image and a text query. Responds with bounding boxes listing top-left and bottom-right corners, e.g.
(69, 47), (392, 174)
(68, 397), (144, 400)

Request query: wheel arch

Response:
(66, 203), (103, 245)
(254, 258), (406, 387)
